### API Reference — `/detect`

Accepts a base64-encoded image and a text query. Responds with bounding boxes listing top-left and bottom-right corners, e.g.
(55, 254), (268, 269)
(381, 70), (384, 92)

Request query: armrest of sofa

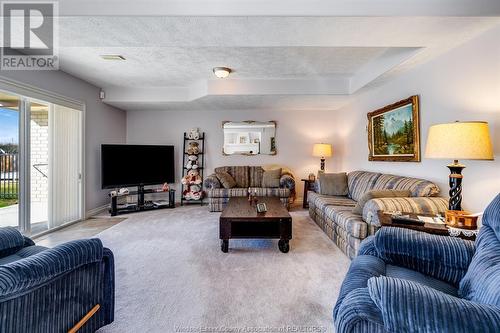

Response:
(0, 239), (104, 298)
(362, 197), (448, 227)
(203, 174), (221, 189)
(368, 276), (500, 333)
(373, 227), (475, 285)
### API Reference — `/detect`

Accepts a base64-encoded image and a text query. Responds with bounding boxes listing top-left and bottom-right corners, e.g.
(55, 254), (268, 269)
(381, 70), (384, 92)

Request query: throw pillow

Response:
(216, 171), (237, 189)
(352, 189), (412, 215)
(261, 168), (282, 188)
(319, 172), (349, 196)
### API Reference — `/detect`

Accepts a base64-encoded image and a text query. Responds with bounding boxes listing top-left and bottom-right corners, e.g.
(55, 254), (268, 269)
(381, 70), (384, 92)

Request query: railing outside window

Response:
(0, 153), (19, 199)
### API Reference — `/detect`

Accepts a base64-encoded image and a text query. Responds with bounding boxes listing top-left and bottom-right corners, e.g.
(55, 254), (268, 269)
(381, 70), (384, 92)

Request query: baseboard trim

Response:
(86, 204), (109, 218)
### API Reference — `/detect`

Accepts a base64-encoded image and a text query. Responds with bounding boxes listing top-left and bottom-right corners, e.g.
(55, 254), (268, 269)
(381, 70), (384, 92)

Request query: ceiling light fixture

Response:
(213, 67), (231, 79)
(100, 55), (126, 61)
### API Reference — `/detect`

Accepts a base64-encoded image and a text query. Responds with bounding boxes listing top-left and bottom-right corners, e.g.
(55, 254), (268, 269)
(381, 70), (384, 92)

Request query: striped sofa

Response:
(0, 228), (114, 332)
(204, 166), (295, 212)
(308, 171), (448, 259)
(334, 194), (500, 333)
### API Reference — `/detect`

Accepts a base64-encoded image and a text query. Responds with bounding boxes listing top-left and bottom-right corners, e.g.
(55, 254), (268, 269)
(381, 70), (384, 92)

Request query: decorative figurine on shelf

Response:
(118, 188), (129, 195)
(248, 189), (258, 206)
(162, 183), (170, 192)
(181, 169), (204, 200)
(185, 155), (199, 170)
(187, 128), (200, 140)
(187, 141), (200, 155)
(187, 184), (203, 200)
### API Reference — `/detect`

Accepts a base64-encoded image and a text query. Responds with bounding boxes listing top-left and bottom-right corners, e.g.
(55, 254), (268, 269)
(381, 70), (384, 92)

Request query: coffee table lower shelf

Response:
(219, 220), (291, 253)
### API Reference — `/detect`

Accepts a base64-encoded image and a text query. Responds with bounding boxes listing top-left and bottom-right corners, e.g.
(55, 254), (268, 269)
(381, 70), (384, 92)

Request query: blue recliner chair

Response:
(0, 228), (114, 332)
(334, 193), (500, 333)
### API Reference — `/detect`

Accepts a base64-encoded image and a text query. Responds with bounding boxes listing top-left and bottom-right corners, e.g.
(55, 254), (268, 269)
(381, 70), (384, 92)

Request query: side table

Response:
(301, 178), (316, 209)
(377, 211), (476, 241)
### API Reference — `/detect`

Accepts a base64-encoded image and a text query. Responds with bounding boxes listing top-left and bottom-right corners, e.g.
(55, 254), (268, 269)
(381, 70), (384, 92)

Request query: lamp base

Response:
(320, 158), (325, 172)
(447, 160), (465, 211)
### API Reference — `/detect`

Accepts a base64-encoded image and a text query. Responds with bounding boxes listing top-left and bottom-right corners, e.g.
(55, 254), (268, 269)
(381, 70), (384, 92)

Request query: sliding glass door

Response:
(0, 89), (83, 236)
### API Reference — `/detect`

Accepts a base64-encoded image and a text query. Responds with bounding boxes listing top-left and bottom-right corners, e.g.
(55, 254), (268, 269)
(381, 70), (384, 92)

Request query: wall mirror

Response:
(222, 121), (277, 155)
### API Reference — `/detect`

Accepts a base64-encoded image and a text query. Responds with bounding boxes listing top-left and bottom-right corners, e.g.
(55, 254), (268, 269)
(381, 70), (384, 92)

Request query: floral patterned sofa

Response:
(308, 171), (448, 259)
(204, 166), (295, 212)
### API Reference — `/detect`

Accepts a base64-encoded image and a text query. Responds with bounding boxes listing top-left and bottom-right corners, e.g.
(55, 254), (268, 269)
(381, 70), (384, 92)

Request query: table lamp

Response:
(425, 121), (494, 211)
(313, 143), (332, 172)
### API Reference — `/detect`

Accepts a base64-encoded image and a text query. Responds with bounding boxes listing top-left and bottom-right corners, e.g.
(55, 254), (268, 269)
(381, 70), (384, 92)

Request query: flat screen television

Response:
(101, 144), (175, 189)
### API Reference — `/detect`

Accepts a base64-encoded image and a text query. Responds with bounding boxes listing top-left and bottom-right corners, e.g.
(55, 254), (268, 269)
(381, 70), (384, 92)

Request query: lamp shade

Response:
(312, 143), (332, 157)
(425, 121), (494, 160)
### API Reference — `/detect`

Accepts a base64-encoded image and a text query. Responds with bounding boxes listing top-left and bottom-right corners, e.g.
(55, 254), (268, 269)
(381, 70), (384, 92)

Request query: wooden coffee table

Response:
(219, 197), (292, 253)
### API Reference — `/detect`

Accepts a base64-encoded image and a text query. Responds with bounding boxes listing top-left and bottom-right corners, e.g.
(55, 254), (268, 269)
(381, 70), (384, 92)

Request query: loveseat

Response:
(204, 166), (295, 212)
(308, 171), (448, 258)
(334, 193), (500, 332)
(0, 227), (114, 332)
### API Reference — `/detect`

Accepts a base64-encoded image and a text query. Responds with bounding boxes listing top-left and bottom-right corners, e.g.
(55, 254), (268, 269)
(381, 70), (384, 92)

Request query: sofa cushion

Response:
(261, 168), (282, 188)
(324, 205), (368, 239)
(459, 194), (500, 307)
(207, 188), (248, 198)
(214, 166), (249, 188)
(248, 166), (265, 187)
(216, 171), (237, 189)
(347, 171), (382, 201)
(373, 174), (440, 197)
(248, 187), (290, 198)
(318, 172), (349, 196)
(0, 245), (48, 265)
(386, 265), (458, 296)
(0, 227), (26, 258)
(313, 195), (357, 211)
(307, 192), (356, 211)
(353, 190), (411, 215)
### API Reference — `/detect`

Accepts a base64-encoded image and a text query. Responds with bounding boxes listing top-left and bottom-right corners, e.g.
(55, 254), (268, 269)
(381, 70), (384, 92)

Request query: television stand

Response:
(109, 185), (176, 216)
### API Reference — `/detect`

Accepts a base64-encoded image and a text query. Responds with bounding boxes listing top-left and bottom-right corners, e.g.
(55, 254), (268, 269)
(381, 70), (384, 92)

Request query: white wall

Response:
(127, 109), (342, 201)
(0, 70), (127, 213)
(335, 25), (500, 213)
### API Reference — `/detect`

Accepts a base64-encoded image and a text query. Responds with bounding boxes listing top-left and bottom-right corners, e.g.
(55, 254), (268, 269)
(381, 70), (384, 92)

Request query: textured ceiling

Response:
(48, 16), (500, 111)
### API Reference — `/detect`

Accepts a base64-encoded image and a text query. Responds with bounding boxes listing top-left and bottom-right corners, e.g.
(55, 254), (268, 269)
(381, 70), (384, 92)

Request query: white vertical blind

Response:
(48, 104), (82, 228)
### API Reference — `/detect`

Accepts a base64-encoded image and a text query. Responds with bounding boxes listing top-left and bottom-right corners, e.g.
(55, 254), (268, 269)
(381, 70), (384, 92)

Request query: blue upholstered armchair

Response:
(0, 228), (114, 332)
(334, 193), (500, 333)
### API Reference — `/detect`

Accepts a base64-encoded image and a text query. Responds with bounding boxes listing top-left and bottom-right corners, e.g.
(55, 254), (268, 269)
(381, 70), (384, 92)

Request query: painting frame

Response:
(367, 95), (420, 162)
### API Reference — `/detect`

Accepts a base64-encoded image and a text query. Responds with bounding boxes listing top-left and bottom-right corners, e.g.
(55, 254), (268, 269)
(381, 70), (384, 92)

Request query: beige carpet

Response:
(96, 206), (350, 333)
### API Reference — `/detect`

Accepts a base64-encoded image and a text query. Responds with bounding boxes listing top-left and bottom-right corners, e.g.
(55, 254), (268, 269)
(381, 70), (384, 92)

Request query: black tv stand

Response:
(109, 185), (175, 216)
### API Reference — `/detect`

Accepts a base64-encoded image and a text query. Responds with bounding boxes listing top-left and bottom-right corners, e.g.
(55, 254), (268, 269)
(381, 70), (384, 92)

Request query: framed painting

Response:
(367, 95), (420, 162)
